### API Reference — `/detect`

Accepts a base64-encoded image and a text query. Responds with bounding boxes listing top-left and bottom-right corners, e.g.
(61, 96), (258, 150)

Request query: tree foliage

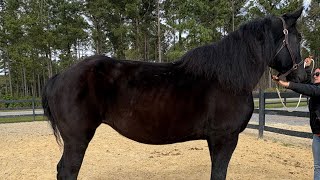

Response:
(0, 0), (318, 97)
(303, 1), (320, 62)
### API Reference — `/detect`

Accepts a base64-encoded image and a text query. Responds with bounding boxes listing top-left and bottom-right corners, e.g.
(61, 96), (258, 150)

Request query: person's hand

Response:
(305, 58), (311, 67)
(272, 75), (290, 88)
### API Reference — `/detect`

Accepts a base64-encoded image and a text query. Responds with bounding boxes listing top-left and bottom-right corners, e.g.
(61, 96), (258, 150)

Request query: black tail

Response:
(42, 74), (62, 146)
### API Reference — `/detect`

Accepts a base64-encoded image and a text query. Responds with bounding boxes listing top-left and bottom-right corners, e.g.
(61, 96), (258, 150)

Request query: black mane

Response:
(178, 16), (275, 93)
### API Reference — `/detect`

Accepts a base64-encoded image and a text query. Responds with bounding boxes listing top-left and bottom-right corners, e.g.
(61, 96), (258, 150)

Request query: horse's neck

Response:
(178, 28), (272, 94)
(217, 35), (271, 93)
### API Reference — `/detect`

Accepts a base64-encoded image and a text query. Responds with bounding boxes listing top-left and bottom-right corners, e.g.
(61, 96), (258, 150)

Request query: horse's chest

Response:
(207, 94), (254, 134)
(218, 101), (252, 119)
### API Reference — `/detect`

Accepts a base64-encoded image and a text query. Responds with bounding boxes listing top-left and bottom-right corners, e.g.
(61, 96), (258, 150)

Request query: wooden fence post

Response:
(284, 97), (286, 106)
(258, 89), (265, 138)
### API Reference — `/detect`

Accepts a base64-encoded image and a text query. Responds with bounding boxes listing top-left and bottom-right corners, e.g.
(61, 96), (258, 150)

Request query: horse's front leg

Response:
(207, 132), (239, 180)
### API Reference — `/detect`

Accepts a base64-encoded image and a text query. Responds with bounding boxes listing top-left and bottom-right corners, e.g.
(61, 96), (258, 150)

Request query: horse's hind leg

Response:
(207, 132), (239, 180)
(57, 122), (99, 180)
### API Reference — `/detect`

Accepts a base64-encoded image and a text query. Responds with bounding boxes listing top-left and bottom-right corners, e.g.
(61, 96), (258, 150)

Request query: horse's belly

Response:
(105, 113), (205, 145)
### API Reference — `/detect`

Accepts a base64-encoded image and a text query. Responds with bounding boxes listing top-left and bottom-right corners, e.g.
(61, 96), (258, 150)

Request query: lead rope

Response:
(273, 59), (314, 112)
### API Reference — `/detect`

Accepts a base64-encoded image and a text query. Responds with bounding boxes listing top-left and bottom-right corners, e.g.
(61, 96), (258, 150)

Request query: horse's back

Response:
(45, 55), (253, 145)
(44, 56), (201, 140)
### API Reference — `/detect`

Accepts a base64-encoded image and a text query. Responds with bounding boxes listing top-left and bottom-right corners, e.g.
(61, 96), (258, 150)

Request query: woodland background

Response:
(0, 0), (319, 99)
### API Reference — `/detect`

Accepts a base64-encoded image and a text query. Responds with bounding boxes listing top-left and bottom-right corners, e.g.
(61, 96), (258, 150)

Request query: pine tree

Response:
(302, 1), (320, 65)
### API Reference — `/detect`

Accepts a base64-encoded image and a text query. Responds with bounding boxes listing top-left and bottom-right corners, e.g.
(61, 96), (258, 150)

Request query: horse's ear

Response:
(282, 7), (303, 27)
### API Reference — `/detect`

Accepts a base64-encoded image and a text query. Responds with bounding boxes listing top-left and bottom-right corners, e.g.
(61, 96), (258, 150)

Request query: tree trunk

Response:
(157, 0), (161, 62)
(4, 64), (7, 95)
(178, 19), (182, 46)
(23, 67), (27, 96)
(42, 69), (46, 89)
(135, 18), (140, 59)
(155, 41), (157, 61)
(4, 54), (13, 96)
(37, 74), (41, 97)
(16, 83), (19, 97)
(32, 72), (36, 97)
(231, 0), (235, 31)
(8, 61), (12, 96)
(46, 50), (53, 78)
(94, 19), (101, 54)
(144, 34), (147, 61)
(173, 29), (176, 50)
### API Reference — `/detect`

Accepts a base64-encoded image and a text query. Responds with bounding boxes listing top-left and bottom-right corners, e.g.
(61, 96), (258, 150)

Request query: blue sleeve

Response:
(288, 82), (320, 97)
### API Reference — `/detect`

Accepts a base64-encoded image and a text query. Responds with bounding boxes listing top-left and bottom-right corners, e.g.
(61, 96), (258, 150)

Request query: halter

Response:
(273, 60), (314, 112)
(271, 17), (305, 112)
(273, 17), (304, 79)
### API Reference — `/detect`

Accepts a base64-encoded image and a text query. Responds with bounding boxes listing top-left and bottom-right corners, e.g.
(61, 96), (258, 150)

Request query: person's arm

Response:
(272, 75), (320, 97)
(288, 82), (320, 97)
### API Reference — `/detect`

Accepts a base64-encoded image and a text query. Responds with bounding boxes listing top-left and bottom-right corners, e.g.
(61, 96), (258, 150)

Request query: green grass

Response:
(0, 116), (45, 124)
(265, 102), (307, 108)
(254, 101), (308, 109)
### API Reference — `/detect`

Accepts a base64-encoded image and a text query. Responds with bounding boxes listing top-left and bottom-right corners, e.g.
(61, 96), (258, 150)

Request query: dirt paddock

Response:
(0, 121), (314, 180)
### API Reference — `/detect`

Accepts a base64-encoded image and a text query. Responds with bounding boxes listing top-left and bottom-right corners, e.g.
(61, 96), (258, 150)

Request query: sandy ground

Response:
(0, 121), (314, 180)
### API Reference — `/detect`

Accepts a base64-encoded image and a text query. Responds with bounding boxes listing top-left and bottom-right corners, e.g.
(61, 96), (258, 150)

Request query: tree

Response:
(0, 0), (316, 98)
(50, 0), (89, 70)
(85, 0), (112, 55)
(1, 0), (26, 97)
(225, 0), (247, 33)
(244, 0), (303, 19)
(126, 0), (158, 61)
(163, 0), (247, 62)
(303, 1), (320, 64)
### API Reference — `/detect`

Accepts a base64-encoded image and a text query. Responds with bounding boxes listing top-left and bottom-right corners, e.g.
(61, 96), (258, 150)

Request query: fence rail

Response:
(0, 93), (313, 139)
(0, 99), (40, 103)
(251, 90), (312, 139)
(247, 124), (312, 139)
(1, 114), (43, 118)
(0, 99), (42, 121)
(252, 109), (309, 117)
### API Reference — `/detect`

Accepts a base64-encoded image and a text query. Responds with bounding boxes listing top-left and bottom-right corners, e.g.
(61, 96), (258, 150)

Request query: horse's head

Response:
(269, 7), (306, 83)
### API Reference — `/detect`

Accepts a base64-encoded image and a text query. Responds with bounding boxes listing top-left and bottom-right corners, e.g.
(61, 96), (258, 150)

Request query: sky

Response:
(304, 0), (312, 9)
(304, 0), (311, 6)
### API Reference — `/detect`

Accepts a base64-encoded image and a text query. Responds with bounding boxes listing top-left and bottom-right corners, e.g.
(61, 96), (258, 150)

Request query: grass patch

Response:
(0, 116), (45, 124)
(254, 102), (308, 109)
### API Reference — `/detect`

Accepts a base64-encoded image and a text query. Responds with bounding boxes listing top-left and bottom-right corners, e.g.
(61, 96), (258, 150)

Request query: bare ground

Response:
(0, 121), (313, 180)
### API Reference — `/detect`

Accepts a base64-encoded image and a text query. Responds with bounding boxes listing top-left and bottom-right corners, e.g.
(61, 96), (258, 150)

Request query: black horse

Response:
(42, 8), (306, 180)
